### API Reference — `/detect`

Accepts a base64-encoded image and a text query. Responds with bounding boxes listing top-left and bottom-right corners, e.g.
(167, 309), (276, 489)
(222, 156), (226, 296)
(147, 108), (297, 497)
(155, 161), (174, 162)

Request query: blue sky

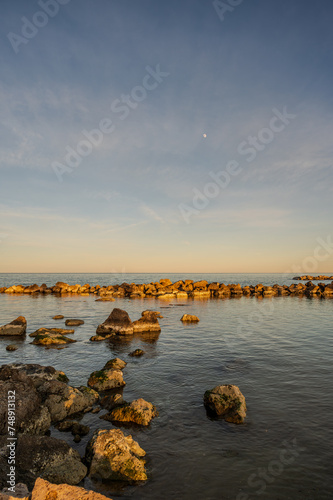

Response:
(0, 0), (332, 273)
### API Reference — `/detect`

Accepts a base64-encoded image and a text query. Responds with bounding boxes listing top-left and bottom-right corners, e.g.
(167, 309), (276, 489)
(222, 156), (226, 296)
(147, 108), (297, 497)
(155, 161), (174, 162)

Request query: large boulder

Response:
(0, 366), (51, 435)
(102, 398), (158, 426)
(88, 369), (125, 392)
(96, 308), (134, 336)
(0, 363), (69, 386)
(204, 384), (246, 424)
(30, 477), (111, 500)
(85, 429), (147, 482)
(37, 381), (99, 423)
(132, 311), (162, 333)
(0, 435), (87, 490)
(0, 317), (26, 336)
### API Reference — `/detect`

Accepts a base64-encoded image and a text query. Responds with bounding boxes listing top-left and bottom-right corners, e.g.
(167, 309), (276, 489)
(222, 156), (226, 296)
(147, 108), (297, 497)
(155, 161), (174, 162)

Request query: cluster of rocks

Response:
(0, 362), (152, 497)
(293, 275), (333, 281)
(91, 308), (162, 341)
(1, 278), (333, 299)
(0, 316), (84, 347)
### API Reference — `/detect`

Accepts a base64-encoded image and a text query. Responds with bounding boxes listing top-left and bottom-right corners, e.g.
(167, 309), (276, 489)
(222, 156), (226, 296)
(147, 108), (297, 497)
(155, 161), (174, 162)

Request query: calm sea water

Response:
(0, 274), (332, 500)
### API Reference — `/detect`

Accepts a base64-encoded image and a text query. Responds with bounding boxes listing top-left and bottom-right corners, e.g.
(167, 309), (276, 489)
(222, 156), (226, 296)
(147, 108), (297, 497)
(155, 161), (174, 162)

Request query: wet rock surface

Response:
(204, 384), (247, 424)
(30, 477), (111, 499)
(102, 398), (158, 426)
(85, 429), (147, 482)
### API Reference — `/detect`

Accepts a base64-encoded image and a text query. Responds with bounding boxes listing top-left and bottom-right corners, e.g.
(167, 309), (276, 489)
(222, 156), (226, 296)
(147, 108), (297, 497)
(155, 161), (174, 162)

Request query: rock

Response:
(65, 319), (84, 326)
(53, 315), (64, 320)
(95, 297), (115, 301)
(96, 308), (134, 336)
(89, 334), (114, 342)
(39, 382), (99, 423)
(0, 483), (29, 499)
(132, 311), (162, 333)
(180, 314), (200, 322)
(88, 369), (125, 392)
(128, 349), (145, 357)
(203, 384), (246, 424)
(5, 345), (18, 352)
(29, 327), (74, 337)
(57, 420), (90, 436)
(0, 317), (26, 336)
(32, 331), (76, 346)
(100, 393), (125, 411)
(0, 366), (51, 435)
(30, 477), (111, 500)
(0, 363), (69, 386)
(103, 398), (158, 426)
(0, 435), (87, 490)
(103, 358), (127, 370)
(91, 407), (101, 414)
(85, 429), (147, 482)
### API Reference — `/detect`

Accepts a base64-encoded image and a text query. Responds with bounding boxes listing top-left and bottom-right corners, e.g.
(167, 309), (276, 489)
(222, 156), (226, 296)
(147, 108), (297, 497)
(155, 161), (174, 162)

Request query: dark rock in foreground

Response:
(204, 384), (247, 424)
(0, 435), (87, 490)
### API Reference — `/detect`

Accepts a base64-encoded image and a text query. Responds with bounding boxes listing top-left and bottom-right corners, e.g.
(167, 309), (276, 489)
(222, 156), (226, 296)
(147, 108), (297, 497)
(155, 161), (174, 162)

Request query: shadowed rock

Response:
(0, 435), (87, 490)
(88, 369), (125, 392)
(204, 384), (246, 424)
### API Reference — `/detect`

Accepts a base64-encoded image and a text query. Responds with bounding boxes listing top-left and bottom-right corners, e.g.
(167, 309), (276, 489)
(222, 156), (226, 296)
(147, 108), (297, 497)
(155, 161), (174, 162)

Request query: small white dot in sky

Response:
(203, 133), (207, 138)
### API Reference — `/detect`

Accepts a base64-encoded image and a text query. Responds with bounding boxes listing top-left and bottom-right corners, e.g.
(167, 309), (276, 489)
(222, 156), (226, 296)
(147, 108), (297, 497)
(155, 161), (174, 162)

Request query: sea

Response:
(0, 273), (332, 500)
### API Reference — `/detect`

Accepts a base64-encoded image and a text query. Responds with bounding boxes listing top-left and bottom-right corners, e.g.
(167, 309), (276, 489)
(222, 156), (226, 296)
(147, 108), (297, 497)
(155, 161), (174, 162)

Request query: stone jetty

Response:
(1, 279), (333, 299)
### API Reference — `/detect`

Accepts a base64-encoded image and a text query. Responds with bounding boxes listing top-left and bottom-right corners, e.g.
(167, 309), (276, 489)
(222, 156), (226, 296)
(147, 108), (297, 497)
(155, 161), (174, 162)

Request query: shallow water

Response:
(0, 274), (332, 499)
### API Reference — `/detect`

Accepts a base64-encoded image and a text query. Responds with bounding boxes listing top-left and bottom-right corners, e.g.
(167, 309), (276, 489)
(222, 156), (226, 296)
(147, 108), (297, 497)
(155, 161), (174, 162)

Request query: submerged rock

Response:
(0, 317), (26, 336)
(180, 314), (200, 322)
(88, 368), (125, 392)
(0, 435), (87, 490)
(96, 308), (134, 336)
(129, 349), (145, 357)
(103, 398), (158, 426)
(204, 384), (246, 424)
(5, 345), (18, 352)
(132, 310), (162, 332)
(30, 477), (111, 500)
(100, 393), (125, 411)
(86, 429), (147, 482)
(53, 315), (64, 320)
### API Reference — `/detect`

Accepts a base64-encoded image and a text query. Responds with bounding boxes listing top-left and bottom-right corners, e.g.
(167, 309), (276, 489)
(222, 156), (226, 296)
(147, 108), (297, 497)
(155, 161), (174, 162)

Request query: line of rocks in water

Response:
(293, 274), (333, 280)
(1, 278), (333, 299)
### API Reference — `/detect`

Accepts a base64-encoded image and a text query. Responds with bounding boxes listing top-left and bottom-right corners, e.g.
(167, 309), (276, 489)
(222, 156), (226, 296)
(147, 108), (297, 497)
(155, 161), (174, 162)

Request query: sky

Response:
(0, 0), (332, 273)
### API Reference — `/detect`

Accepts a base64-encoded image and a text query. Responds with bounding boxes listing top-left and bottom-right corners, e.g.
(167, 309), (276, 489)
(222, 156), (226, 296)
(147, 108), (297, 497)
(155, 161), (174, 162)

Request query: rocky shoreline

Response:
(1, 278), (333, 299)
